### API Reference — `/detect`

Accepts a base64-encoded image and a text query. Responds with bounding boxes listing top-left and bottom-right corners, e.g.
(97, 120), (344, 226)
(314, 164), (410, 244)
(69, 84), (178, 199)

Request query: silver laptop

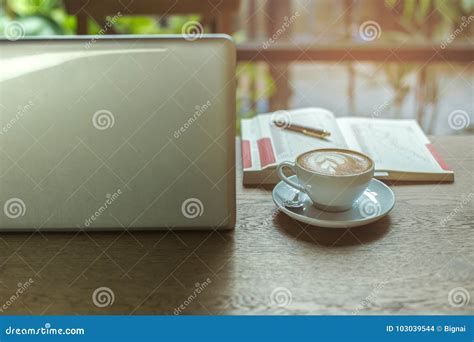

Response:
(0, 35), (235, 231)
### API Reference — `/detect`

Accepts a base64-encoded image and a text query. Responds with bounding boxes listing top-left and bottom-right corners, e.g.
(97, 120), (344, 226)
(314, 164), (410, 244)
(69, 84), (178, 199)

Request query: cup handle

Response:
(277, 161), (306, 193)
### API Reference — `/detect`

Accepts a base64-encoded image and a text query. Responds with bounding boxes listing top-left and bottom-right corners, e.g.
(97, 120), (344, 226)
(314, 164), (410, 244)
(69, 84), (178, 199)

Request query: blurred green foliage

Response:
(0, 0), (470, 128)
(0, 0), (75, 35)
(0, 0), (200, 36)
(111, 15), (201, 35)
(377, 0), (473, 122)
(384, 0), (473, 40)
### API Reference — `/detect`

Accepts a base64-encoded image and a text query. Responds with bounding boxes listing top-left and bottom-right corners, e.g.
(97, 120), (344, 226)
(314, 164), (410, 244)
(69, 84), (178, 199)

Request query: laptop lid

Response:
(0, 35), (235, 231)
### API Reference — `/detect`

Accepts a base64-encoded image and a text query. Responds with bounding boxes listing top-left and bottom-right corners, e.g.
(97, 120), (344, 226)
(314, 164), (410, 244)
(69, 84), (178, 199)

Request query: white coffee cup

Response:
(277, 148), (374, 212)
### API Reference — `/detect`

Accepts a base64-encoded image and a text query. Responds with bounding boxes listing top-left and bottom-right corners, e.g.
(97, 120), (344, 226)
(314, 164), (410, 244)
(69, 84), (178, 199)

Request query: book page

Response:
(337, 118), (445, 173)
(264, 108), (347, 164)
(241, 108), (347, 170)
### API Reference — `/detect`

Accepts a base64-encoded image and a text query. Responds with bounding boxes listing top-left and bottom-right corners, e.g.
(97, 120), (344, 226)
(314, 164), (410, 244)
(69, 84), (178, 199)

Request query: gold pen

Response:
(273, 120), (331, 139)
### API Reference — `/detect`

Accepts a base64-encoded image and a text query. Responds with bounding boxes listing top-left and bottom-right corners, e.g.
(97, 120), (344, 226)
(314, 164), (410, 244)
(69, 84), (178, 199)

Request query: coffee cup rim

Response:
(296, 148), (374, 177)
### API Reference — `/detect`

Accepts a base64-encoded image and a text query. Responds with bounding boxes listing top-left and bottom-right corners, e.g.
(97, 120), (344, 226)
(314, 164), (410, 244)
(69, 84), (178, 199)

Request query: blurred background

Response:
(1, 0), (473, 135)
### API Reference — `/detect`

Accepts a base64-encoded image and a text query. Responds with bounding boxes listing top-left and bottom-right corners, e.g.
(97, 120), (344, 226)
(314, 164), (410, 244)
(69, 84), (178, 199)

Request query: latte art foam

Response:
(298, 150), (372, 175)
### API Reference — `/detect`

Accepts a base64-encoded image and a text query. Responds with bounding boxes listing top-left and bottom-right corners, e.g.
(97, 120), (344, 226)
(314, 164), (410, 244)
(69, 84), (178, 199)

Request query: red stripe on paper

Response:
(426, 143), (451, 171)
(257, 138), (276, 168)
(241, 140), (252, 169)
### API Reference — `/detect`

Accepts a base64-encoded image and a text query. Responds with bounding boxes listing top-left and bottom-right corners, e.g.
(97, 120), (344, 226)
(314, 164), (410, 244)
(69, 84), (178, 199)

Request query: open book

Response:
(241, 108), (454, 185)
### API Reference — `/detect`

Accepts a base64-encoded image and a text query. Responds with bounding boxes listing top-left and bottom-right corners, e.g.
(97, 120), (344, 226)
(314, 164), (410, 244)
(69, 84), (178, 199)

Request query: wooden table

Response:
(0, 136), (472, 315)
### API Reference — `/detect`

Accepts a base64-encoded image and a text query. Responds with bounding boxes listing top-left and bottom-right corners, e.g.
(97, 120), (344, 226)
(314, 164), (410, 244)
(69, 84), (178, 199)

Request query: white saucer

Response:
(272, 176), (395, 228)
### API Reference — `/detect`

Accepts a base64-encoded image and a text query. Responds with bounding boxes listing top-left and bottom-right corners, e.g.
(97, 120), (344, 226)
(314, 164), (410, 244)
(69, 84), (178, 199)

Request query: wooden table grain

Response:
(0, 136), (473, 315)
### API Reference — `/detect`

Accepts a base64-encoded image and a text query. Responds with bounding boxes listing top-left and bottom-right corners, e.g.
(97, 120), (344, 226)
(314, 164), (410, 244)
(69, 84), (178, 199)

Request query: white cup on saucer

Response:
(277, 148), (374, 212)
